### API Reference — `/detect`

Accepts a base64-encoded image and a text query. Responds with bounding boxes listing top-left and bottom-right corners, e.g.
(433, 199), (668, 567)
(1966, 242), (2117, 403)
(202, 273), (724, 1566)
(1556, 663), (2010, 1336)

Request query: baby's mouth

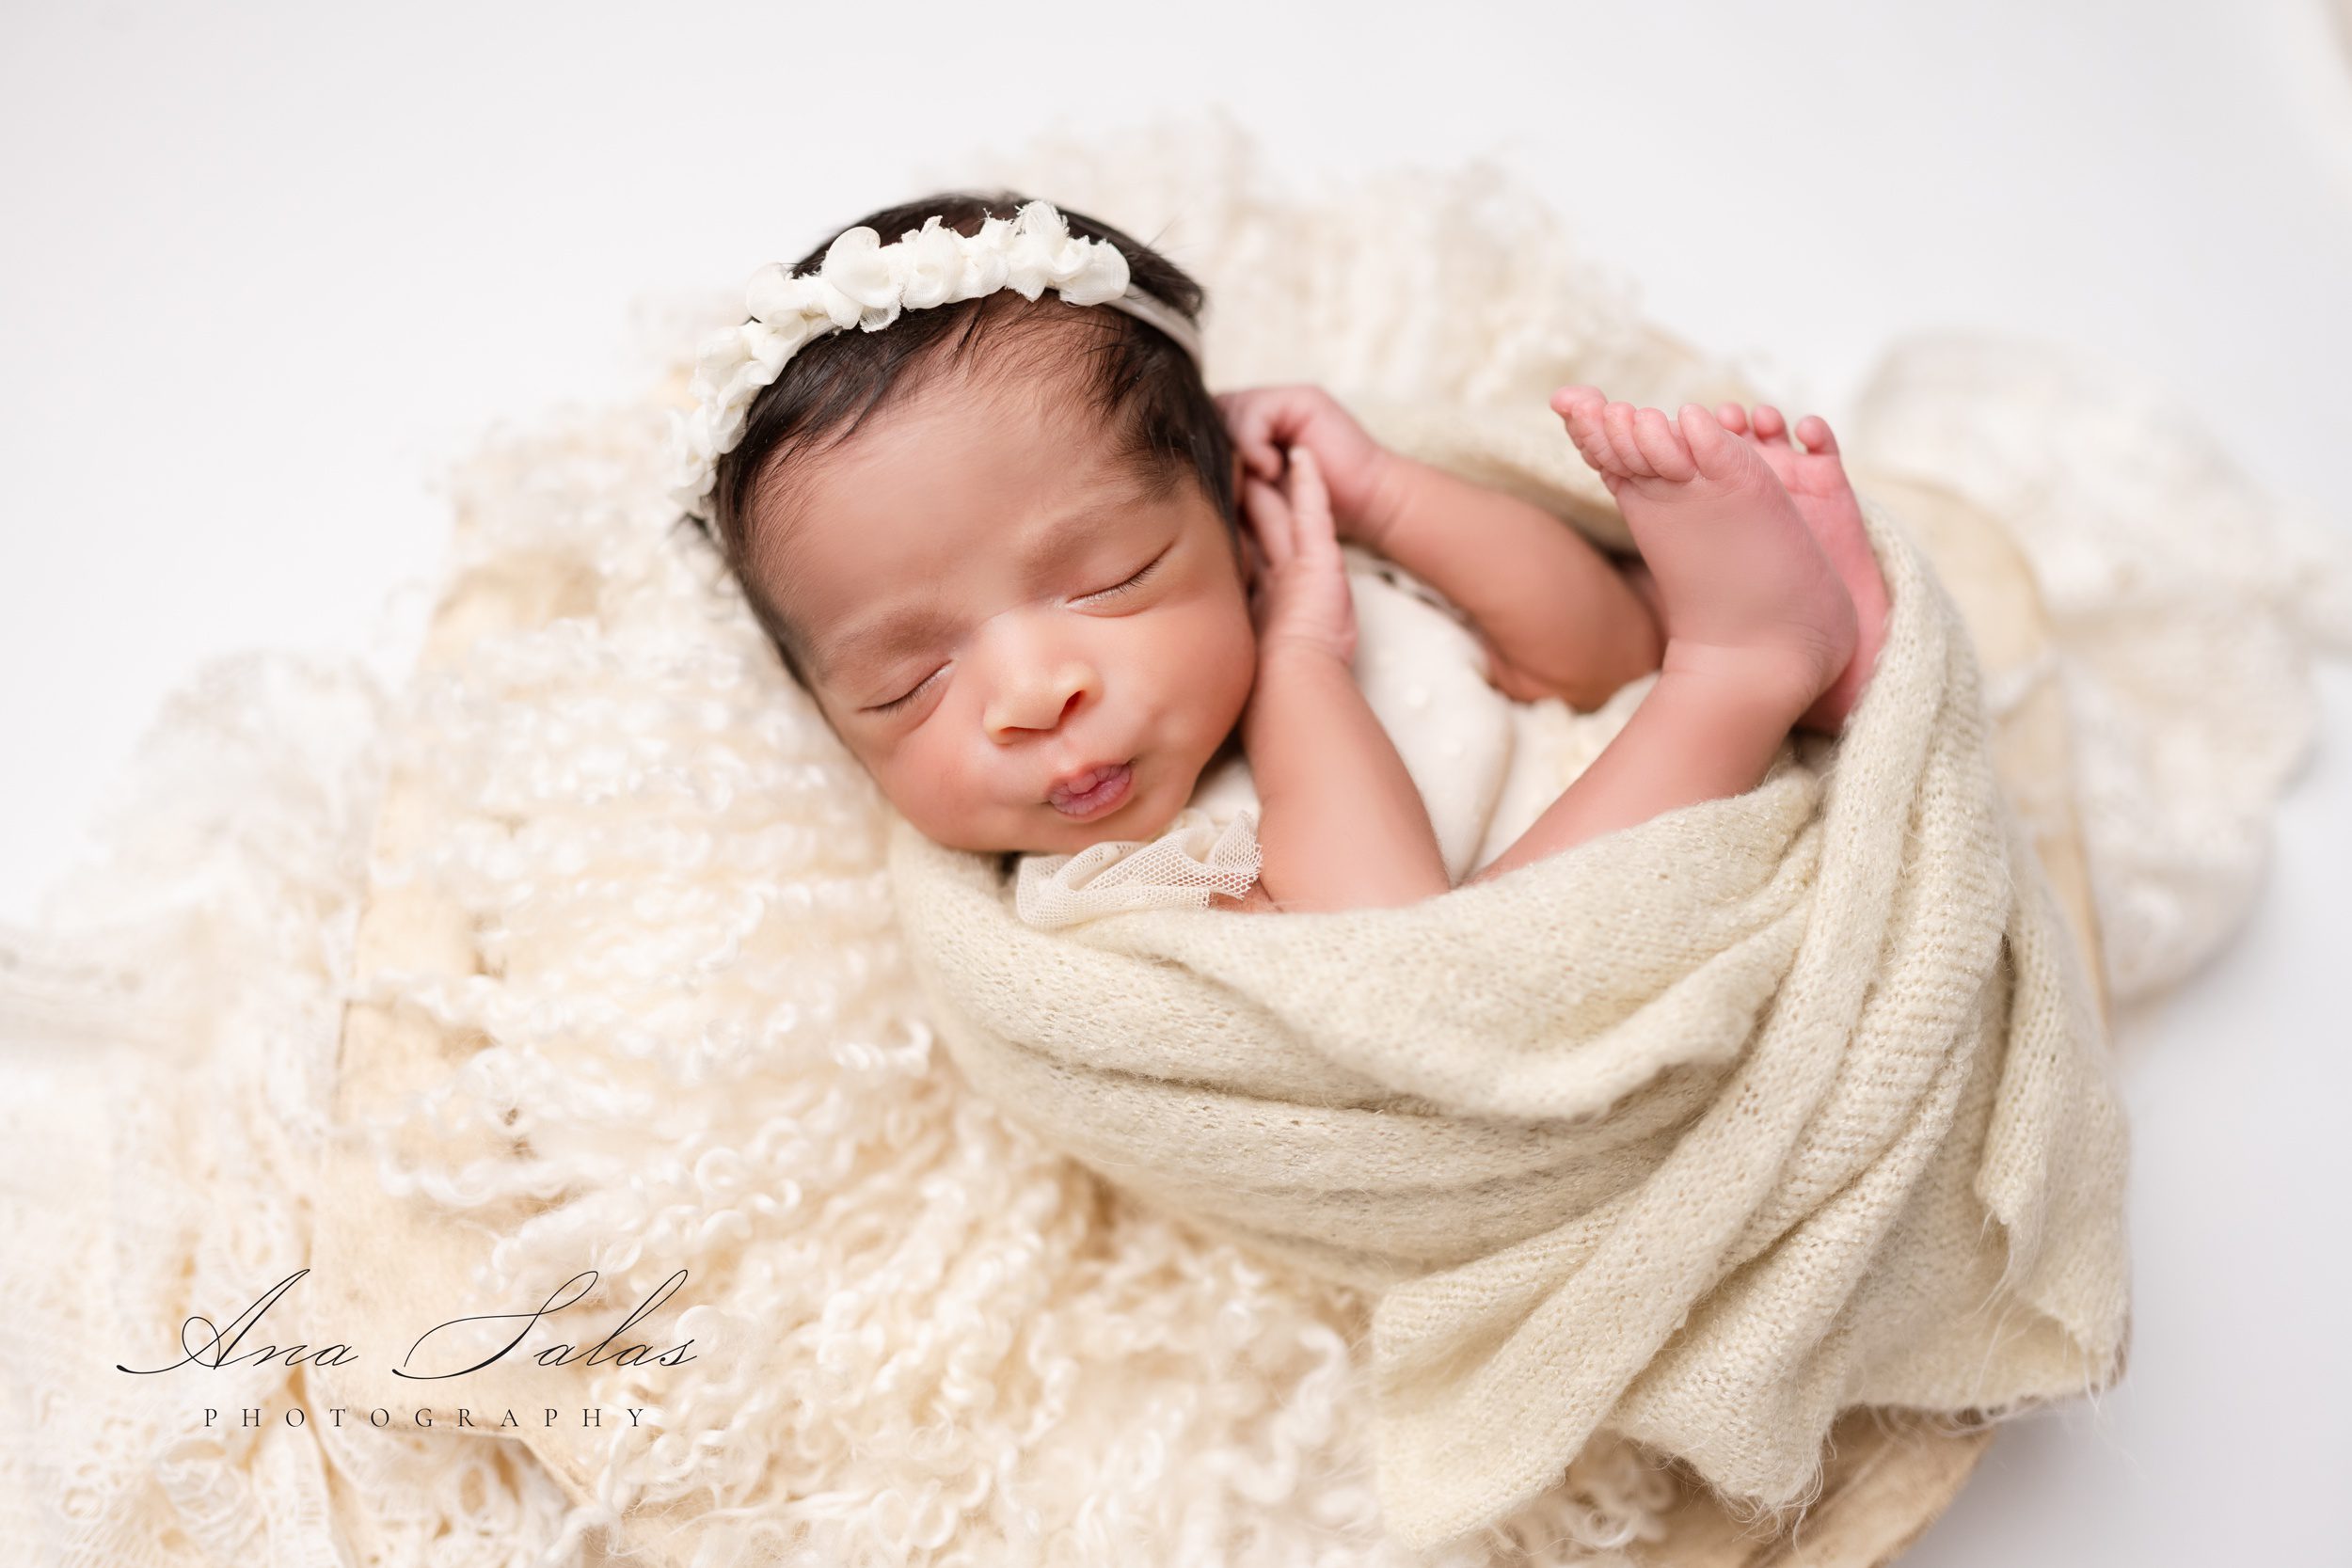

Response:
(1047, 760), (1135, 820)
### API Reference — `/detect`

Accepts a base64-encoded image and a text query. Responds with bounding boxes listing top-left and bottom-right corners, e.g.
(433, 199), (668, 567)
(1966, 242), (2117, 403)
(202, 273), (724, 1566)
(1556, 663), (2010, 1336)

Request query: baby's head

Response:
(681, 193), (1257, 857)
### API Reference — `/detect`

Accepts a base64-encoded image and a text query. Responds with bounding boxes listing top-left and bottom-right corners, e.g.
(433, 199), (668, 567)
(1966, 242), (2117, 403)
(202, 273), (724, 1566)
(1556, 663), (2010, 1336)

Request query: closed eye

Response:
(1084, 546), (1168, 601)
(867, 666), (942, 715)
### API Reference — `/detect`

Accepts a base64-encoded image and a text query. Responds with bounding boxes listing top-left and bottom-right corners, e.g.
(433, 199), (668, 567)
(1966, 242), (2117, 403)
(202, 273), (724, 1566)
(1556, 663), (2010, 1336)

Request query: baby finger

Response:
(1242, 476), (1296, 566)
(1282, 448), (1339, 561)
(1220, 397), (1285, 481)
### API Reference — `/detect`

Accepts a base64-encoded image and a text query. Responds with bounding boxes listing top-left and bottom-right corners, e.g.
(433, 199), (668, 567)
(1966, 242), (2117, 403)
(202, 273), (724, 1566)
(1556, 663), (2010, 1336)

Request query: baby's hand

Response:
(1242, 446), (1357, 668)
(1216, 386), (1397, 547)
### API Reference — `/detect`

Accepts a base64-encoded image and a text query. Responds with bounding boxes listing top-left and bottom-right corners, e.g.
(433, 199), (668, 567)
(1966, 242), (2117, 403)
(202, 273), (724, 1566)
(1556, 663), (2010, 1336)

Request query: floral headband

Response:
(665, 200), (1206, 523)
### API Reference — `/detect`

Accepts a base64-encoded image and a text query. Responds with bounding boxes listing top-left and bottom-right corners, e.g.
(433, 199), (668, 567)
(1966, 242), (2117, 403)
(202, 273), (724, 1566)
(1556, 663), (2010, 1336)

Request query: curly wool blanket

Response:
(888, 480), (2132, 1548)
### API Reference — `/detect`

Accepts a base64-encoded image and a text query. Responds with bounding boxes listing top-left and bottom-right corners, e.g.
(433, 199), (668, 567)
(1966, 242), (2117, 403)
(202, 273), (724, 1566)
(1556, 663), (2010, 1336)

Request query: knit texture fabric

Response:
(888, 489), (2134, 1549)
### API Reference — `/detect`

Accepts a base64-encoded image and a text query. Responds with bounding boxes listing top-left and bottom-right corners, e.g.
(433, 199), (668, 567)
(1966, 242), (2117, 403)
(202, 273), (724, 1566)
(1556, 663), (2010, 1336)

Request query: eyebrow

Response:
(816, 473), (1159, 687)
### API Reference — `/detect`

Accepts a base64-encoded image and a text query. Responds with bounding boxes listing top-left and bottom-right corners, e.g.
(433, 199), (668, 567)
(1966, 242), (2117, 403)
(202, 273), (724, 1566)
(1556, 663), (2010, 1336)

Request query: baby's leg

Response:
(1464, 392), (1854, 884)
(1713, 404), (1890, 733)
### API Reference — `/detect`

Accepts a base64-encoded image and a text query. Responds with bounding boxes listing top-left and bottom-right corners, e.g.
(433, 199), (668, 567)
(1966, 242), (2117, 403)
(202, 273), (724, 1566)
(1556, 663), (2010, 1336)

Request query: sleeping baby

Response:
(669, 193), (1891, 913)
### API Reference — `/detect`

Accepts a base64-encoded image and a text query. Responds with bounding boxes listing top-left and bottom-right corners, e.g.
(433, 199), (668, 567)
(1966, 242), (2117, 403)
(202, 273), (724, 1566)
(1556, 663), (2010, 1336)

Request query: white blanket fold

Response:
(888, 493), (2132, 1549)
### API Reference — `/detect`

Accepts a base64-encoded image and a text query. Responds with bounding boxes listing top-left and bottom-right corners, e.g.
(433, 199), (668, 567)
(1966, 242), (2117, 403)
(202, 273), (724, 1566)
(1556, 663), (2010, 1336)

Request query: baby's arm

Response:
(1359, 454), (1663, 709)
(1238, 450), (1451, 912)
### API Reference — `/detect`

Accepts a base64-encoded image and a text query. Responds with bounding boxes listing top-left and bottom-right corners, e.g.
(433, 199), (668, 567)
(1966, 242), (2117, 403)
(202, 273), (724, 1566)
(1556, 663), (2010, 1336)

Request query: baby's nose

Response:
(985, 661), (1097, 741)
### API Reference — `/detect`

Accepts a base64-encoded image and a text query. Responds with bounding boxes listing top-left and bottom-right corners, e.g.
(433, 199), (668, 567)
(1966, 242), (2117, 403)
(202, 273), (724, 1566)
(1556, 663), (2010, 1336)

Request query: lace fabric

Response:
(1015, 806), (1263, 928)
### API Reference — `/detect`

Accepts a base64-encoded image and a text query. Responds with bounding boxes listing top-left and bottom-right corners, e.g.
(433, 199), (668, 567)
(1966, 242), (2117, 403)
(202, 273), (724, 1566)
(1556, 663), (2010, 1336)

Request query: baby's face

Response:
(747, 369), (1258, 855)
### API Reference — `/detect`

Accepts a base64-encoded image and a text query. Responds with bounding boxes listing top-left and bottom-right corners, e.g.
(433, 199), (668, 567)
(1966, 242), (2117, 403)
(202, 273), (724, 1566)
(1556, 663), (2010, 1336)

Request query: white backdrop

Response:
(4, 3), (2348, 1562)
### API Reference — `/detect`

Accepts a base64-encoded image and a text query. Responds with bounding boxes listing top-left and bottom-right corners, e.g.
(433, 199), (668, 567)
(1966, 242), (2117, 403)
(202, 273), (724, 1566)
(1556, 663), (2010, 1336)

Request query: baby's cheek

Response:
(900, 735), (1001, 843)
(1191, 588), (1260, 730)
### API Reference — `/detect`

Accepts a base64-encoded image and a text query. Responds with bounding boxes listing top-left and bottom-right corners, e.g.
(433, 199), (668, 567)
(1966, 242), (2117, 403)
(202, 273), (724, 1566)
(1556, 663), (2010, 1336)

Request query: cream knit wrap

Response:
(886, 476), (2133, 1548)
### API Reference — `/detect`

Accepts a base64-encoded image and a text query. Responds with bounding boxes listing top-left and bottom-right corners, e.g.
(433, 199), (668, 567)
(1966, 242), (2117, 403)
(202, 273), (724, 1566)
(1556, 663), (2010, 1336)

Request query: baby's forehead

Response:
(781, 362), (1125, 511)
(784, 426), (1164, 565)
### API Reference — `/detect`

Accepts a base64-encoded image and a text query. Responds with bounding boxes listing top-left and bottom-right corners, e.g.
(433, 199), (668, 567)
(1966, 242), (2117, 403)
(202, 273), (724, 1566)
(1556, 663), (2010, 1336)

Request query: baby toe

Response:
(1676, 404), (1748, 481)
(1603, 402), (1654, 476)
(1633, 406), (1696, 481)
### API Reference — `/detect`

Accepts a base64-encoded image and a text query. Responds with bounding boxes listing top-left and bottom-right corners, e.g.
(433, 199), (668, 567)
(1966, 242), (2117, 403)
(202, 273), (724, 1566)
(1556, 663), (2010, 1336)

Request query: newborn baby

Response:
(674, 192), (1890, 912)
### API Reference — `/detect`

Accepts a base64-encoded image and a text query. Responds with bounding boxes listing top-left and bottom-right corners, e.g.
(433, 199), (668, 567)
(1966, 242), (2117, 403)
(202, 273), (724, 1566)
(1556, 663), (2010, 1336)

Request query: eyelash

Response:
(1087, 547), (1167, 602)
(866, 548), (1170, 715)
(870, 672), (937, 715)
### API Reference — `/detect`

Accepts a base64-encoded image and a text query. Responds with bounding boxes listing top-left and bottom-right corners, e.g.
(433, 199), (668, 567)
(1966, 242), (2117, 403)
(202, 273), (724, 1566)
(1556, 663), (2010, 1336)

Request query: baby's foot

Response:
(1714, 404), (1889, 732)
(1553, 387), (1855, 727)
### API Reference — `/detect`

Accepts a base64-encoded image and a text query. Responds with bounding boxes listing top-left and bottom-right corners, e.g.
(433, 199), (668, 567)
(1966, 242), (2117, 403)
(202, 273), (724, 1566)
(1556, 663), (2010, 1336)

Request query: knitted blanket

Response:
(887, 474), (2133, 1548)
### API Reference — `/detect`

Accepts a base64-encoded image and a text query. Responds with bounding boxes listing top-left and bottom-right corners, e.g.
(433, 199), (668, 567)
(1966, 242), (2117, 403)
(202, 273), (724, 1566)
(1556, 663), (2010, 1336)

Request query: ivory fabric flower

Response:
(895, 218), (963, 309)
(818, 228), (898, 324)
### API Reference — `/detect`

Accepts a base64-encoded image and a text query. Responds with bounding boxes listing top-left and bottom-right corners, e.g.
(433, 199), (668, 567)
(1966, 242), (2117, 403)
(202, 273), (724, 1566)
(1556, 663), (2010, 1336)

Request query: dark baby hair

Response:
(678, 191), (1238, 692)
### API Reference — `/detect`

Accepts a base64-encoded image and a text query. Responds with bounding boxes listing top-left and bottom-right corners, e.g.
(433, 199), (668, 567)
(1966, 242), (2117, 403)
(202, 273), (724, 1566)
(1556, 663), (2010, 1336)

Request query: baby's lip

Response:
(1045, 758), (1135, 817)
